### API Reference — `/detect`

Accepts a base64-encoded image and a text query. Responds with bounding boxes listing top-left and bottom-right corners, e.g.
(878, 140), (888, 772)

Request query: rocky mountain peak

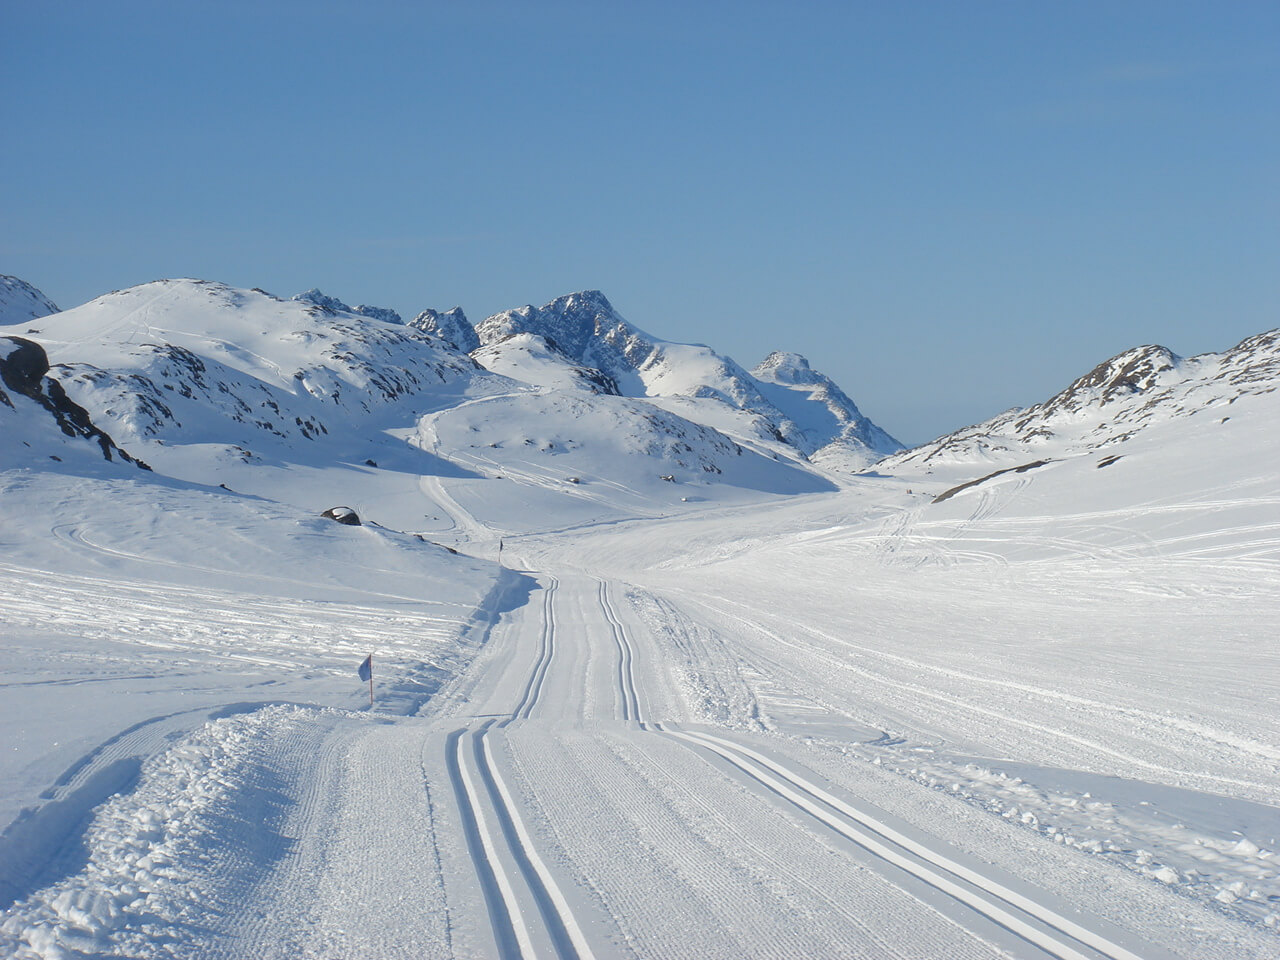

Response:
(754, 351), (819, 385)
(411, 307), (478, 353)
(292, 289), (402, 325)
(1050, 344), (1180, 410)
(476, 290), (625, 361)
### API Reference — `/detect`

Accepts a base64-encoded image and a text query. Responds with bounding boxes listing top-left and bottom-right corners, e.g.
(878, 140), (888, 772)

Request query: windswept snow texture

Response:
(1, 279), (1278, 960)
(0, 276), (59, 326)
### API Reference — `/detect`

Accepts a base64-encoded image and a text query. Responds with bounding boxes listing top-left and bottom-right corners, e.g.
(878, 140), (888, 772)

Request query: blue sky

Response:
(4, 1), (1276, 444)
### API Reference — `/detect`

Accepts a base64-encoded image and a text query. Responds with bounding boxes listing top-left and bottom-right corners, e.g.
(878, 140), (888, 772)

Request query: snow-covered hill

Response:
(0, 276), (59, 326)
(18, 279), (484, 447)
(0, 336), (146, 472)
(471, 332), (621, 395)
(884, 329), (1280, 482)
(475, 290), (902, 469)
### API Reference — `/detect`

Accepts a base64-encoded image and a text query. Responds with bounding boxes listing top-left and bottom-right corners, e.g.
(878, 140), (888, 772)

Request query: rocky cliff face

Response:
(410, 307), (479, 353)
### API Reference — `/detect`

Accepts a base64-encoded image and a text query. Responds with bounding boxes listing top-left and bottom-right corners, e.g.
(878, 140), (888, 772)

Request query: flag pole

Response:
(359, 653), (374, 709)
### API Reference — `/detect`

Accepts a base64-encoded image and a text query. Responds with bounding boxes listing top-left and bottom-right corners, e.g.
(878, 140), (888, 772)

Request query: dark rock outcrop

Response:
(0, 337), (149, 468)
(321, 506), (361, 526)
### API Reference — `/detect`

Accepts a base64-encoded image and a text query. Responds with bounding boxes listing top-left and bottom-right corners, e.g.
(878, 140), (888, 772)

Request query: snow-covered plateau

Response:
(1, 276), (1277, 959)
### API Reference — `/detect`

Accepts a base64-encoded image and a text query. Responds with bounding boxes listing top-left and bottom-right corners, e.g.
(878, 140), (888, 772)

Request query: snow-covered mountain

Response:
(410, 306), (479, 353)
(0, 278), (838, 526)
(752, 351), (902, 469)
(0, 275), (59, 325)
(18, 279), (483, 449)
(471, 333), (620, 395)
(885, 329), (1280, 475)
(474, 290), (901, 468)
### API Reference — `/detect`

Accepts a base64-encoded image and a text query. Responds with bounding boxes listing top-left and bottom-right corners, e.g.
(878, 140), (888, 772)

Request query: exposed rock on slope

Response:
(476, 291), (901, 469)
(411, 307), (478, 353)
(0, 336), (146, 467)
(293, 288), (402, 325)
(886, 330), (1280, 470)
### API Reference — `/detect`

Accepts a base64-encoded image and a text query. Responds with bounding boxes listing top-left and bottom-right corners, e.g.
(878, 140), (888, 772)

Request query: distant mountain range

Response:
(2, 273), (1277, 510)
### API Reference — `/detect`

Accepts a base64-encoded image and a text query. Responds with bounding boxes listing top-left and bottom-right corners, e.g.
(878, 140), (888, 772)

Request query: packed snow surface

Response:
(1, 280), (1277, 959)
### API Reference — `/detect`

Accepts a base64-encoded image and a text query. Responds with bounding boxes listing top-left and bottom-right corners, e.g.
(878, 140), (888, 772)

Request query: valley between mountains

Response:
(0, 276), (1277, 958)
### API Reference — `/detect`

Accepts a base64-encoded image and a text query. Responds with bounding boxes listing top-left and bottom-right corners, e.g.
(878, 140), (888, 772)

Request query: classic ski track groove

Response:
(475, 725), (597, 960)
(597, 578), (640, 723)
(658, 725), (1146, 960)
(507, 576), (559, 724)
(446, 726), (530, 960)
(595, 574), (1150, 960)
(449, 576), (596, 959)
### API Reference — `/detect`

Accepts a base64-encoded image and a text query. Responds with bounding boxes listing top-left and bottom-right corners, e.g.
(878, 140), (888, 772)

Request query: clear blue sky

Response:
(4, 1), (1276, 444)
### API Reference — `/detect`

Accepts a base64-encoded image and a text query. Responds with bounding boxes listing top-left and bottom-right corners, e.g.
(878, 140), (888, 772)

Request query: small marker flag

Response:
(358, 654), (372, 682)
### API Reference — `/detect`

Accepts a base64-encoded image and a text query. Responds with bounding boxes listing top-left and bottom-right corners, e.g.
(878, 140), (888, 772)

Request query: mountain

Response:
(0, 275), (59, 325)
(16, 279), (483, 449)
(752, 351), (902, 470)
(471, 333), (620, 395)
(882, 329), (1280, 492)
(410, 306), (479, 353)
(1, 278), (837, 529)
(475, 291), (901, 468)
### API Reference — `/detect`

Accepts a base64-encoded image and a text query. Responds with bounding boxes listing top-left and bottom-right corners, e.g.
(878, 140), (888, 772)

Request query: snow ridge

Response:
(410, 307), (479, 353)
(293, 288), (403, 325)
(0, 276), (59, 326)
(887, 329), (1280, 469)
(476, 291), (901, 469)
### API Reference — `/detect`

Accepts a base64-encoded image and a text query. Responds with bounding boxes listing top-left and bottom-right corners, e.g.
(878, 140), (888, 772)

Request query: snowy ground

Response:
(2, 388), (1279, 958)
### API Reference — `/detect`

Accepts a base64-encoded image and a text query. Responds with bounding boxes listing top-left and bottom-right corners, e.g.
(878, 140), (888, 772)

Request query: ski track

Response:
(601, 580), (1150, 960)
(5, 565), (1276, 957)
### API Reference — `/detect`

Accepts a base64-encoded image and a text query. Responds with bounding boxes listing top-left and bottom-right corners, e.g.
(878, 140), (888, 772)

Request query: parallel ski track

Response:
(456, 574), (1150, 959)
(658, 724), (1147, 960)
(598, 576), (1148, 959)
(446, 727), (533, 960)
(447, 576), (595, 959)
(597, 578), (640, 723)
(505, 576), (559, 724)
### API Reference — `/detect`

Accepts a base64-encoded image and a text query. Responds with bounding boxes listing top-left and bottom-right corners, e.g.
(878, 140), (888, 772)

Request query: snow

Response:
(0, 277), (59, 327)
(1, 277), (1278, 958)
